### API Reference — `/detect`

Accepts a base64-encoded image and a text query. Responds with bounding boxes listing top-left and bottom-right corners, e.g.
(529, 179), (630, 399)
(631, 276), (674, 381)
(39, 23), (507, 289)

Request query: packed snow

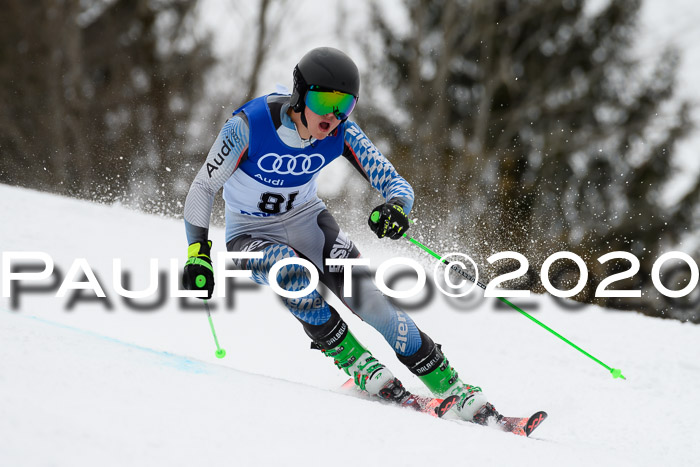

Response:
(1, 184), (698, 466)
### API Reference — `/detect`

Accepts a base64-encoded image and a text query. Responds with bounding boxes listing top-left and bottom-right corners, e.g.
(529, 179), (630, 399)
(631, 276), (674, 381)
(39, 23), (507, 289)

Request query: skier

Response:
(182, 47), (498, 424)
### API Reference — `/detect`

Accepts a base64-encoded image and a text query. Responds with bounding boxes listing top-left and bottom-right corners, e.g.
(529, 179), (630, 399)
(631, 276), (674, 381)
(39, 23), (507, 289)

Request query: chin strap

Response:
(300, 110), (309, 130)
(289, 91), (310, 132)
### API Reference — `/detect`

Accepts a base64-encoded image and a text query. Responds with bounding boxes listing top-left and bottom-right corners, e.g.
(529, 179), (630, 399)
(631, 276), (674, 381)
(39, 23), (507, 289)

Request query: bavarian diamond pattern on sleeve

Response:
(345, 122), (414, 212)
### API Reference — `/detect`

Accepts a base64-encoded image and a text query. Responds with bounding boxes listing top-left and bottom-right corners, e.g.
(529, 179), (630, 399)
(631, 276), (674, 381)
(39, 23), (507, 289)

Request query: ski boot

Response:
(321, 329), (406, 399)
(421, 363), (494, 423)
(312, 322), (411, 404)
(403, 341), (499, 424)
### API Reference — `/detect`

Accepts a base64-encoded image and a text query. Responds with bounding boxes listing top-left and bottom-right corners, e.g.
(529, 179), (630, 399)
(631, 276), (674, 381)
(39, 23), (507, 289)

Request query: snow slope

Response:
(1, 183), (699, 467)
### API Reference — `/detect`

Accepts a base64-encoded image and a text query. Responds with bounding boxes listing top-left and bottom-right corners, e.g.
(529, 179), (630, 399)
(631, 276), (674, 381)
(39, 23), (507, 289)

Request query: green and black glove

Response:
(368, 203), (409, 240)
(182, 240), (215, 299)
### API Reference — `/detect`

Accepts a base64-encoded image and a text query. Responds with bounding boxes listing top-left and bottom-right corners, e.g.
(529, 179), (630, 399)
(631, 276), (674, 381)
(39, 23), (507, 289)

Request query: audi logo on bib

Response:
(258, 153), (326, 175)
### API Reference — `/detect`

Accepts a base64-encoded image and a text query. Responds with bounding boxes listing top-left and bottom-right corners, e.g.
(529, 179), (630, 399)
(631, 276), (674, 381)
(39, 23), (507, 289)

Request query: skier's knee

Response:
(248, 244), (299, 286)
(274, 262), (313, 292)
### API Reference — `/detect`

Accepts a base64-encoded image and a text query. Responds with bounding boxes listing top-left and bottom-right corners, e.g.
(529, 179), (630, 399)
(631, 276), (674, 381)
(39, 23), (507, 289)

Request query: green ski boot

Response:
(320, 328), (401, 396)
(417, 354), (491, 422)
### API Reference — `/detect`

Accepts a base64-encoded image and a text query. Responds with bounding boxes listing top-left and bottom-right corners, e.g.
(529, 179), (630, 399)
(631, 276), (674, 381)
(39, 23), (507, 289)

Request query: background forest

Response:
(1, 0), (698, 321)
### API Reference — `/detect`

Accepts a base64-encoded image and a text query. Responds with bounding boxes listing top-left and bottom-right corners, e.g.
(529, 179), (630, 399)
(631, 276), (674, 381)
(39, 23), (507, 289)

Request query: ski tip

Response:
(524, 411), (548, 437)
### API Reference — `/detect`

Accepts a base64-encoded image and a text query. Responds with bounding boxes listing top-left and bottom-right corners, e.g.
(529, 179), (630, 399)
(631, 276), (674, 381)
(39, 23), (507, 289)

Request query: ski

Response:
(341, 379), (547, 436)
(340, 378), (459, 418)
(496, 411), (548, 437)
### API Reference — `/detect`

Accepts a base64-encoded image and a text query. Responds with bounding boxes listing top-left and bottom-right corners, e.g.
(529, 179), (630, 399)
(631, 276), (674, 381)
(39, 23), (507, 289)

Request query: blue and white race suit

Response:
(184, 94), (426, 357)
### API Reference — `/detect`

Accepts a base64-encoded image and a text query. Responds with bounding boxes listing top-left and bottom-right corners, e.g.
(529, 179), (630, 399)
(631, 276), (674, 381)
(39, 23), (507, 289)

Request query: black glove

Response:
(183, 240), (215, 299)
(368, 203), (410, 240)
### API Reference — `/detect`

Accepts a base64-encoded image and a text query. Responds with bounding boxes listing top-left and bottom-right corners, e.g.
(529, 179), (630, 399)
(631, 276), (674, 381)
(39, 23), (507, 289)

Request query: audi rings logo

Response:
(257, 153), (326, 176)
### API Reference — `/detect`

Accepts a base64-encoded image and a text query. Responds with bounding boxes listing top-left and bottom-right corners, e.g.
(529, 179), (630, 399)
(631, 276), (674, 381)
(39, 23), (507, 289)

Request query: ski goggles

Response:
(305, 86), (357, 120)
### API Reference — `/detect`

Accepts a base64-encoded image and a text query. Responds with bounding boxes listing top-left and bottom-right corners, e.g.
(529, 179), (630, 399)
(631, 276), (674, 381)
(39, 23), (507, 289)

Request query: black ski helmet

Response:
(290, 47), (360, 122)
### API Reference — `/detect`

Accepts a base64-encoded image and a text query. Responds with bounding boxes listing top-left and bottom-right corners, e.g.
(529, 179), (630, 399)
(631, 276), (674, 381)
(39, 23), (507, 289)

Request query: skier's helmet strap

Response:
(291, 47), (360, 120)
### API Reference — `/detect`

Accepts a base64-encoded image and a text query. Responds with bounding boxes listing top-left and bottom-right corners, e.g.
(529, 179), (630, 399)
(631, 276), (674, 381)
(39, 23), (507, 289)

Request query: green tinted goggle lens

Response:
(305, 89), (357, 120)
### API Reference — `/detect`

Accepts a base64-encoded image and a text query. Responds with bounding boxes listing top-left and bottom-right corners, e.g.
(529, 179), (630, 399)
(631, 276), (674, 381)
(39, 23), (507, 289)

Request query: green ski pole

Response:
(196, 274), (226, 359)
(403, 233), (626, 380)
